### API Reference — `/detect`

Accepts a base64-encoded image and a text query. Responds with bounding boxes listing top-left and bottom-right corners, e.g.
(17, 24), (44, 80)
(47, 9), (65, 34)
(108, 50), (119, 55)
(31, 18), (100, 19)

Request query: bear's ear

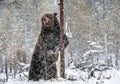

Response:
(54, 13), (57, 17)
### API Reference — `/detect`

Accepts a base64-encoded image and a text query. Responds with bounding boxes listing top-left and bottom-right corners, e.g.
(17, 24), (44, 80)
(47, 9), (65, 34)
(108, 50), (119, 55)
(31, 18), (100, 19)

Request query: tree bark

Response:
(59, 0), (65, 78)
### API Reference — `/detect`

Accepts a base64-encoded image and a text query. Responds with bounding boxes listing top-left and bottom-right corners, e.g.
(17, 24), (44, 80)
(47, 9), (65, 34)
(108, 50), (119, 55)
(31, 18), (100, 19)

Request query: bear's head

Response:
(41, 13), (59, 29)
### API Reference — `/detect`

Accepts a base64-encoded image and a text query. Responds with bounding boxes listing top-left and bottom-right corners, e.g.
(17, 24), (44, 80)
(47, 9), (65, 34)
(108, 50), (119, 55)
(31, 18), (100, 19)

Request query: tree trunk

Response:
(115, 34), (119, 69)
(104, 34), (108, 65)
(9, 63), (12, 73)
(59, 0), (65, 78)
(5, 55), (8, 81)
(13, 56), (16, 78)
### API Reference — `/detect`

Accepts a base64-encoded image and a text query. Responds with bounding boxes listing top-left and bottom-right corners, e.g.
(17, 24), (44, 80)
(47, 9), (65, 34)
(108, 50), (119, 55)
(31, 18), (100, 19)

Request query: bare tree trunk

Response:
(115, 34), (119, 69)
(5, 55), (8, 81)
(13, 56), (16, 78)
(59, 0), (65, 78)
(23, 53), (26, 64)
(1, 66), (3, 73)
(104, 34), (108, 66)
(9, 63), (12, 73)
(0, 56), (3, 73)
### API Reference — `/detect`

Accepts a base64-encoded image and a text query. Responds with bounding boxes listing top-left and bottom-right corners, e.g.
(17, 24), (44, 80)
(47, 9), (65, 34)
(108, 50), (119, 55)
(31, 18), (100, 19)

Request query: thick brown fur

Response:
(29, 13), (69, 81)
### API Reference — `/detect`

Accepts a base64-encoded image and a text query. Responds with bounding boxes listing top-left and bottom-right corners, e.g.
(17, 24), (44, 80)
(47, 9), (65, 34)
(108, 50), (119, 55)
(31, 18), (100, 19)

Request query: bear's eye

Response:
(42, 17), (49, 24)
(42, 18), (46, 22)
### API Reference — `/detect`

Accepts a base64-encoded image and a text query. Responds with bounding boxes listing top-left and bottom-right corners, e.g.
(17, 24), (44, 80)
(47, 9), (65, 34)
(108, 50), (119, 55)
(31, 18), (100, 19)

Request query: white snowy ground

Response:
(6, 79), (85, 84)
(5, 78), (120, 84)
(1, 68), (120, 84)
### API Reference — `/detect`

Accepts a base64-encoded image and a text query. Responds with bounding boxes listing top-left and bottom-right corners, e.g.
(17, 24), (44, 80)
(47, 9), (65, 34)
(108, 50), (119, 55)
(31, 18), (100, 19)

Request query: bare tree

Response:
(5, 54), (8, 81)
(59, 0), (65, 78)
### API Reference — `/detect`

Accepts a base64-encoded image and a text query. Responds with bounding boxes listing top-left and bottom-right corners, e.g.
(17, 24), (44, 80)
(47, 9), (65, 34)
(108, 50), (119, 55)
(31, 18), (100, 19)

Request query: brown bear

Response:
(28, 13), (69, 81)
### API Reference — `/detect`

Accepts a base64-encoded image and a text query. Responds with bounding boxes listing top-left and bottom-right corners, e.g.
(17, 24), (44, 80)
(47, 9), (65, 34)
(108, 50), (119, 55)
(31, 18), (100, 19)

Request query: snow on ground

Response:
(0, 73), (6, 79)
(88, 69), (120, 84)
(89, 78), (120, 84)
(1, 68), (120, 84)
(6, 79), (85, 84)
(5, 77), (120, 84)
